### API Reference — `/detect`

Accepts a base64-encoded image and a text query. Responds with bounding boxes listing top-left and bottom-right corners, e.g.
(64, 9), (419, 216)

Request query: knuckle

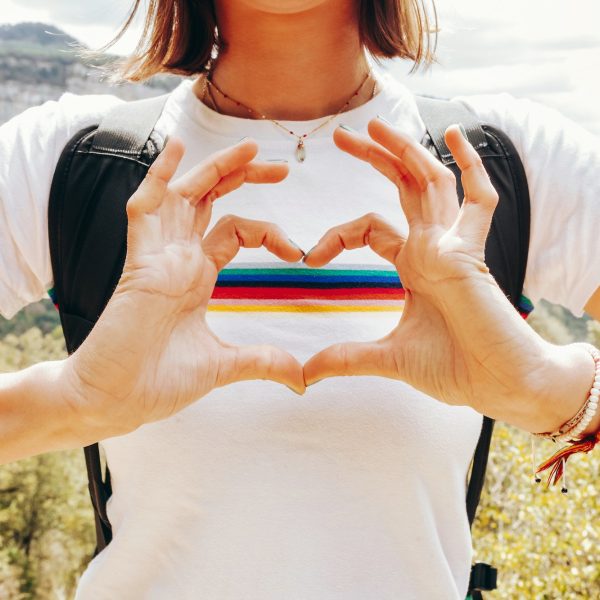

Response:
(364, 211), (386, 227)
(422, 167), (456, 191)
(209, 158), (227, 181)
(145, 165), (160, 182)
(485, 187), (500, 205)
(337, 344), (350, 373)
(473, 155), (485, 171)
(322, 224), (340, 239)
(126, 194), (141, 216)
(364, 211), (382, 222)
(217, 214), (237, 228)
(443, 168), (457, 186)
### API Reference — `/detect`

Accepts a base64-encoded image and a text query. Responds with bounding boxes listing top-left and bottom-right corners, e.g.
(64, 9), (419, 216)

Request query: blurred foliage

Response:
(0, 300), (61, 340)
(0, 319), (95, 600)
(0, 300), (599, 598)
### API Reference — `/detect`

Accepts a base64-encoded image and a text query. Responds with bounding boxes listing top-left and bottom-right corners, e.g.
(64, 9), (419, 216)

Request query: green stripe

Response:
(221, 267), (398, 277)
(518, 294), (534, 311)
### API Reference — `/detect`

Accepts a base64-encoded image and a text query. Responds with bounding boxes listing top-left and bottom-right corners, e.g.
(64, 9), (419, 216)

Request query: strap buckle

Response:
(469, 562), (498, 592)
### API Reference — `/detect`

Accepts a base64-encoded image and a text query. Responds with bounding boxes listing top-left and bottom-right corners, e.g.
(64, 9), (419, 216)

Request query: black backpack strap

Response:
(48, 93), (169, 554)
(416, 95), (488, 164)
(93, 94), (169, 157)
(417, 96), (531, 598)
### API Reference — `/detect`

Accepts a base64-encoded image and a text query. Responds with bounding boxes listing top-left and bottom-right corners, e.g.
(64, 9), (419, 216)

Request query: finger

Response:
(303, 340), (390, 385)
(444, 125), (499, 248)
(172, 138), (259, 207)
(203, 215), (305, 271)
(192, 160), (289, 236)
(367, 118), (459, 226)
(333, 125), (423, 226)
(218, 344), (306, 394)
(126, 137), (185, 219)
(206, 160), (289, 202)
(303, 212), (405, 268)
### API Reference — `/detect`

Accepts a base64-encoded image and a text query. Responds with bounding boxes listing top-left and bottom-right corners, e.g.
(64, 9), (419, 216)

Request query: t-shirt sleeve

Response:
(454, 93), (600, 318)
(0, 92), (121, 319)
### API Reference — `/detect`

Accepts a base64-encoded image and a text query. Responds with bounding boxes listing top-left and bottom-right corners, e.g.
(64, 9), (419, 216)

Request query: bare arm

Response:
(0, 138), (305, 465)
(0, 360), (96, 463)
(304, 119), (599, 438)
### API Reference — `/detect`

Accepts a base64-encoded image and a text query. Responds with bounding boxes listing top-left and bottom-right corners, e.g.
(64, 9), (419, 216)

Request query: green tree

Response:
(0, 326), (95, 600)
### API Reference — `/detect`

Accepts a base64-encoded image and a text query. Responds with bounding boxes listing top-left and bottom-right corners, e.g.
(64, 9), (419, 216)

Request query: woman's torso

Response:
(72, 76), (482, 600)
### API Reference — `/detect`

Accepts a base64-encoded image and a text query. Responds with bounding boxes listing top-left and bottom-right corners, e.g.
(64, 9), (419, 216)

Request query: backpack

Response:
(48, 93), (531, 599)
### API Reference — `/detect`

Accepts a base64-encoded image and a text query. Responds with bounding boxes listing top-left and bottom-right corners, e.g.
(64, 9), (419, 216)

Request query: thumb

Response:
(303, 340), (389, 386)
(218, 344), (306, 394)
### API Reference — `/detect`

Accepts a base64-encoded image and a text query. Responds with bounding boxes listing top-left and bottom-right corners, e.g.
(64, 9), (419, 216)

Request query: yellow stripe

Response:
(208, 305), (404, 313)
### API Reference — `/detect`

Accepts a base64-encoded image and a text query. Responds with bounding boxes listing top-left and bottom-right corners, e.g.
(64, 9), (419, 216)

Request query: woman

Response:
(1, 0), (599, 598)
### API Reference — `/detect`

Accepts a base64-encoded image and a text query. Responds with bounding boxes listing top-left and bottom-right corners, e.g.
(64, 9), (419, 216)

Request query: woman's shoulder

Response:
(451, 92), (598, 151)
(0, 92), (126, 319)
(1, 92), (123, 154)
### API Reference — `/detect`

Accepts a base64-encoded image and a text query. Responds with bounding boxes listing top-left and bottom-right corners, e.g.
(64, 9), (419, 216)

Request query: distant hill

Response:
(0, 22), (79, 47)
(0, 22), (181, 336)
(0, 22), (180, 124)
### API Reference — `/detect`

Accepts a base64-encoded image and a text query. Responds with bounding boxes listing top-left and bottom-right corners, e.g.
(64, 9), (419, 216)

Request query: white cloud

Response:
(387, 0), (600, 135)
(1, 0), (137, 52)
(9, 0), (131, 27)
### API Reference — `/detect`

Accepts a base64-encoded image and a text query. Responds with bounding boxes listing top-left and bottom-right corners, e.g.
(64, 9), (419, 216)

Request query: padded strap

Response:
(466, 416), (495, 527)
(416, 96), (488, 164)
(92, 94), (169, 158)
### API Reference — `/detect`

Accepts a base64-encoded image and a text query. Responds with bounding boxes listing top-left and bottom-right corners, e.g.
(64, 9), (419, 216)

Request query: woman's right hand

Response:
(62, 138), (305, 440)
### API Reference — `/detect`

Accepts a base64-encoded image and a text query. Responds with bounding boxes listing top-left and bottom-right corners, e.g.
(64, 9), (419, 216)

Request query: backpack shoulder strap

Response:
(48, 93), (169, 554)
(92, 94), (169, 157)
(416, 95), (488, 163)
(416, 96), (531, 598)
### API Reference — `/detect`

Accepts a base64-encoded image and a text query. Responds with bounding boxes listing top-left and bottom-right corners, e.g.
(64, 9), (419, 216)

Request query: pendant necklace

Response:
(201, 70), (376, 163)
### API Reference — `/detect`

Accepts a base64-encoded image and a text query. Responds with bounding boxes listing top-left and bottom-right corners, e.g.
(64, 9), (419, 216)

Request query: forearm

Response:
(440, 275), (600, 435)
(0, 360), (108, 464)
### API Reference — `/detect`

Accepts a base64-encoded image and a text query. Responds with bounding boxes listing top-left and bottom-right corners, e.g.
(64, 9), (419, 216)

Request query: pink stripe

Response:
(208, 298), (405, 306)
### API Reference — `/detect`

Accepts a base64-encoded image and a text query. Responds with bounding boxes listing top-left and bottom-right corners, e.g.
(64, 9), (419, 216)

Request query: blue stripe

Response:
(217, 273), (401, 284)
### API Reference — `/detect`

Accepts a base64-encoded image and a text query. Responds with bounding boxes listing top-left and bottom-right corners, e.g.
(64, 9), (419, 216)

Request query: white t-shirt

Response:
(1, 73), (599, 600)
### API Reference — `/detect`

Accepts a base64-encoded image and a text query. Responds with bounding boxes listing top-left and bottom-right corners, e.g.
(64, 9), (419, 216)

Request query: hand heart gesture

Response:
(303, 118), (558, 430)
(67, 139), (305, 438)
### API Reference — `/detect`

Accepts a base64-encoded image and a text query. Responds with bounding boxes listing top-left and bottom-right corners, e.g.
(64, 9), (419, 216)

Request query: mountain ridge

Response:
(0, 22), (180, 125)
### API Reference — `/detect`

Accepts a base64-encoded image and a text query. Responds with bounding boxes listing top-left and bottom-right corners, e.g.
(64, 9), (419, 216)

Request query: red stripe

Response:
(211, 286), (405, 301)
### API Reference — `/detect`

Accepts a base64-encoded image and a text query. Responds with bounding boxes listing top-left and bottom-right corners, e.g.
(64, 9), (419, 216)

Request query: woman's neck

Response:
(192, 0), (372, 121)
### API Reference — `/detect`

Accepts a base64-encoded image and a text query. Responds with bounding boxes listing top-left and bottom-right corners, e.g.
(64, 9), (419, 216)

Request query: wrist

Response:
(59, 356), (136, 444)
(0, 359), (97, 464)
(529, 342), (599, 436)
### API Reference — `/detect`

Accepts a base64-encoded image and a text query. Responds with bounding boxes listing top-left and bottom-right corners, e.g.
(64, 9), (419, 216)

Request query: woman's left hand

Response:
(303, 118), (594, 433)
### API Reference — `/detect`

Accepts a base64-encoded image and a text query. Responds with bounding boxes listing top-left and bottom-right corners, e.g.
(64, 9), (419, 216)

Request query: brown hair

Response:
(107, 0), (437, 82)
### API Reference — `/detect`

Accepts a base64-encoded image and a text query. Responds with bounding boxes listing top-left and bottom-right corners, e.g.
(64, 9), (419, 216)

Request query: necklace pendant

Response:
(295, 140), (306, 163)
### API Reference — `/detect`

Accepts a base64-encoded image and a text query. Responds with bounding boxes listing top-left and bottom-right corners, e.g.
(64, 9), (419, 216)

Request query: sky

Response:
(1, 0), (599, 134)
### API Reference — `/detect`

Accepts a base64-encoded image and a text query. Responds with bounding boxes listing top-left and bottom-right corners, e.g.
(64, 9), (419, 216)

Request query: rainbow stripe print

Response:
(208, 263), (405, 313)
(46, 265), (534, 317)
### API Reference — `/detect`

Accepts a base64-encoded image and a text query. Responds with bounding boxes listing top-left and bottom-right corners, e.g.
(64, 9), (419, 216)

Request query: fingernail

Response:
(458, 123), (469, 140)
(286, 385), (304, 396)
(266, 159), (288, 163)
(302, 245), (317, 263)
(288, 238), (305, 256)
(338, 124), (356, 133)
(377, 114), (393, 125)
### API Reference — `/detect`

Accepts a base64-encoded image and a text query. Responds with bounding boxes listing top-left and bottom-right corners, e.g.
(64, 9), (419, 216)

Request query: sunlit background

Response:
(0, 1), (599, 599)
(1, 0), (599, 133)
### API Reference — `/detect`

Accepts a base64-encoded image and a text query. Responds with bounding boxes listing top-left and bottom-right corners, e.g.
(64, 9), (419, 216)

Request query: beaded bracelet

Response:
(532, 343), (600, 492)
